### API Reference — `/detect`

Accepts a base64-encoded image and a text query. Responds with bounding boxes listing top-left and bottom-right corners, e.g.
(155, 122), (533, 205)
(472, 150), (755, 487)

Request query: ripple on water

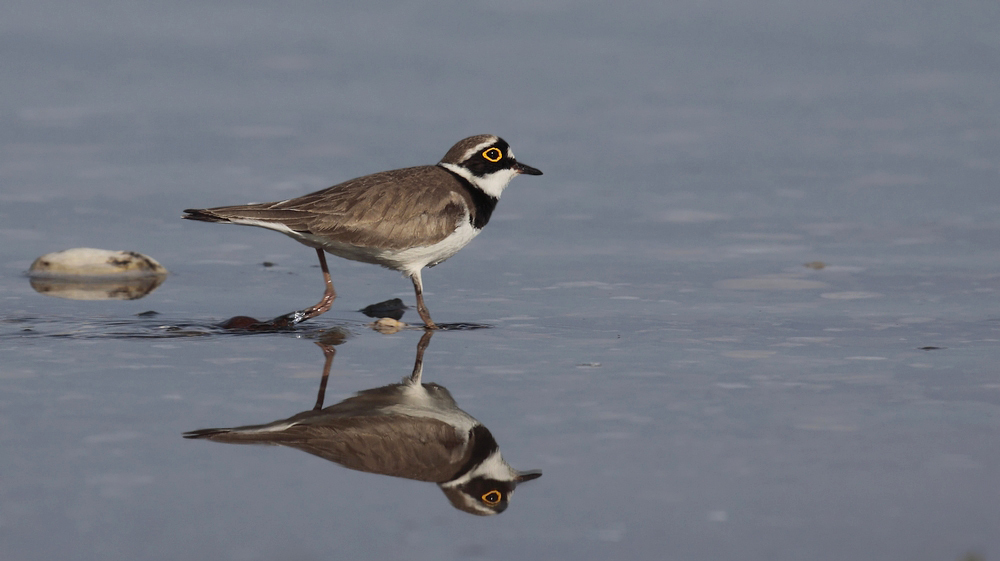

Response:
(0, 314), (492, 340)
(714, 277), (829, 290)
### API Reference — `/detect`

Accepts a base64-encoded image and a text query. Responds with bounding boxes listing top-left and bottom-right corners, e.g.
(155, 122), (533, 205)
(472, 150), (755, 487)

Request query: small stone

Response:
(371, 317), (406, 334)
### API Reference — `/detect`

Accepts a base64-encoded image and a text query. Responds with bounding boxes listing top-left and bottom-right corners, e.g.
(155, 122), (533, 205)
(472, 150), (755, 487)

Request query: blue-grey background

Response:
(2, 1), (999, 560)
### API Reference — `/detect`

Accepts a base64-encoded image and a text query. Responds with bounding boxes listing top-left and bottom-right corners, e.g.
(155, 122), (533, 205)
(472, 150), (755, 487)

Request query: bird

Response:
(183, 134), (542, 329)
(184, 331), (542, 515)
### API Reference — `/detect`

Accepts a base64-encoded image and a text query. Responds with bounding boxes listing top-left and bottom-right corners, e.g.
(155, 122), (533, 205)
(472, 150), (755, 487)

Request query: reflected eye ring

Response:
(482, 148), (503, 162)
(481, 490), (502, 505)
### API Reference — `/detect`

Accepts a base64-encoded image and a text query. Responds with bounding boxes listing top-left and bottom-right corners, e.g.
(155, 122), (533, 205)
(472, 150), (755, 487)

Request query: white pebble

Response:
(29, 248), (168, 277)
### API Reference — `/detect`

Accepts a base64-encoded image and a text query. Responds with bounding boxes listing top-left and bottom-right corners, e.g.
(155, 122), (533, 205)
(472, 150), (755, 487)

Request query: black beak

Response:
(516, 470), (543, 483)
(515, 162), (543, 176)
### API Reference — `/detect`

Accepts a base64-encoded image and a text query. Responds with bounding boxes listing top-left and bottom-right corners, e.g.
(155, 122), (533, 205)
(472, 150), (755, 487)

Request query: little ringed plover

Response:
(183, 134), (542, 329)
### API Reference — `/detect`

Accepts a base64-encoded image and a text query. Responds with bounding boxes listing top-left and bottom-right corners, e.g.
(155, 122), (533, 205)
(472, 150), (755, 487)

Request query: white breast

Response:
(380, 220), (481, 275)
(286, 219), (480, 276)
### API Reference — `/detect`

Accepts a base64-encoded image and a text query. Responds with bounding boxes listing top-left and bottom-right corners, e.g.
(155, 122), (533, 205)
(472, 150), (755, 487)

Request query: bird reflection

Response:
(184, 331), (541, 515)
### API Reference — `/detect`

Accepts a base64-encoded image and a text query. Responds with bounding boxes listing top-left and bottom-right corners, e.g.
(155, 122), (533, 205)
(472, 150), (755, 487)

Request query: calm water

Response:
(2, 1), (1000, 560)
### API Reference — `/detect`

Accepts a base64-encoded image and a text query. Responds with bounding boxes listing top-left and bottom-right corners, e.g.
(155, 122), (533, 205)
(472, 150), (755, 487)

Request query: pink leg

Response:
(269, 249), (337, 327)
(409, 270), (439, 330)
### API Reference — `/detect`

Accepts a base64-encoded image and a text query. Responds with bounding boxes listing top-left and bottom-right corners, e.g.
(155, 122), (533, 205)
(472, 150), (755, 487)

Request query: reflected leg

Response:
(406, 330), (434, 385)
(312, 342), (337, 410)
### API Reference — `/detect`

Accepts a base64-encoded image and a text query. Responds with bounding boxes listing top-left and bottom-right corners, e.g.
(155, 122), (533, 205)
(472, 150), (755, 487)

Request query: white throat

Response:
(439, 449), (518, 488)
(439, 163), (518, 199)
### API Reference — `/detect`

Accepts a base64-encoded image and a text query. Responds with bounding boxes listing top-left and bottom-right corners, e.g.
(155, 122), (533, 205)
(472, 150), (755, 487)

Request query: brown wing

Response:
(187, 166), (471, 250)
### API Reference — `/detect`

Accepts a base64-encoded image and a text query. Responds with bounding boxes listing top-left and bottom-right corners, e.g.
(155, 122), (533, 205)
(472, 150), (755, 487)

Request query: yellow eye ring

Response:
(482, 148), (503, 162)
(481, 490), (502, 505)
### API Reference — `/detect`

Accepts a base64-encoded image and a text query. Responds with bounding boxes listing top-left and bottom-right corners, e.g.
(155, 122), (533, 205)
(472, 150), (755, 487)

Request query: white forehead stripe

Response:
(461, 137), (499, 162)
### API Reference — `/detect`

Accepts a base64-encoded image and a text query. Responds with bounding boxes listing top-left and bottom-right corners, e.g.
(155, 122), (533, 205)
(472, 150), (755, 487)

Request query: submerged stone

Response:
(29, 276), (167, 301)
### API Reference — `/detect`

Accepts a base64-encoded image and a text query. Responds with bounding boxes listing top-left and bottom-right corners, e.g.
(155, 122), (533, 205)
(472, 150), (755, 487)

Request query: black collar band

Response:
(439, 166), (498, 230)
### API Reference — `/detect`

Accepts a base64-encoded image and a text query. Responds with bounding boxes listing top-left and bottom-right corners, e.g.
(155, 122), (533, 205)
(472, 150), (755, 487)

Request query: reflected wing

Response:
(187, 416), (470, 483)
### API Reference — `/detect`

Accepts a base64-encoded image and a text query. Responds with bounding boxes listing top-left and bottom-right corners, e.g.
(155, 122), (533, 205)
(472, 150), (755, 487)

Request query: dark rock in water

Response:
(218, 316), (268, 330)
(359, 298), (408, 320)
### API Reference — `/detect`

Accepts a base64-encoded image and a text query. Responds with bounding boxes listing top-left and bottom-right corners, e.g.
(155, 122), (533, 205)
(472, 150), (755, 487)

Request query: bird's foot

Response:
(268, 310), (309, 328)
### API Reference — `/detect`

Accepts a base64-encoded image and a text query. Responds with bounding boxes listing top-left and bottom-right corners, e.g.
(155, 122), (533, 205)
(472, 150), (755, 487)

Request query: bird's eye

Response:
(481, 490), (502, 505)
(482, 148), (503, 162)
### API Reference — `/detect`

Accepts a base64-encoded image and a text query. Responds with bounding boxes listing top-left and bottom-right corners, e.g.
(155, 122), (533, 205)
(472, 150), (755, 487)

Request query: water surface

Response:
(2, 1), (999, 560)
